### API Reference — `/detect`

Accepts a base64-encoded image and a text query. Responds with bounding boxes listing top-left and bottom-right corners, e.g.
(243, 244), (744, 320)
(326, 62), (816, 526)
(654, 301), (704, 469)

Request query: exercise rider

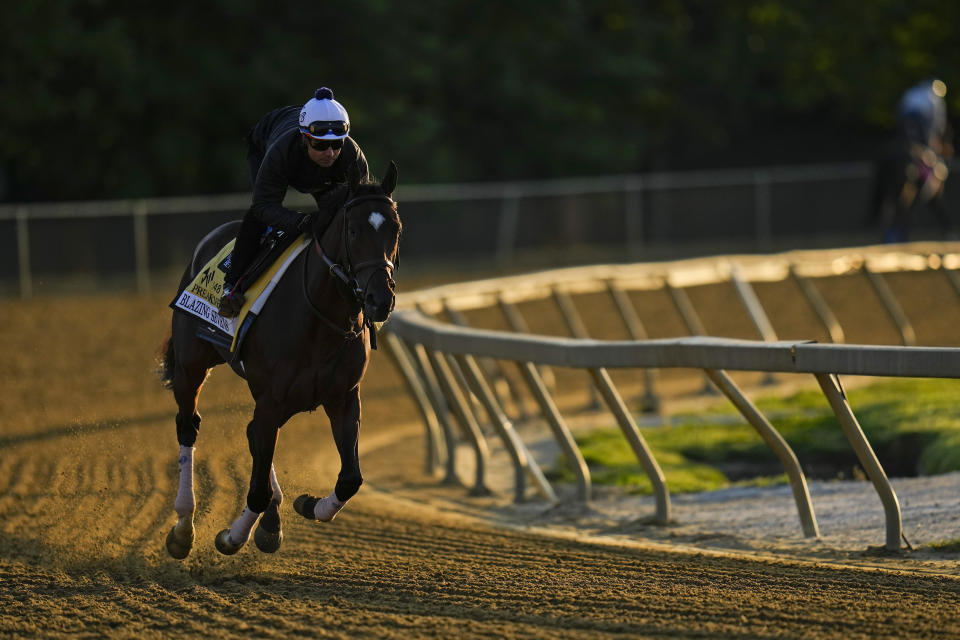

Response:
(218, 87), (370, 318)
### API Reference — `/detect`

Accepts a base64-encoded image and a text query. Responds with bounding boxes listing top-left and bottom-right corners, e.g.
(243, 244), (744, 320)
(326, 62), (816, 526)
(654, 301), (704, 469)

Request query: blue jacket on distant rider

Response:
(218, 87), (370, 318)
(897, 79), (948, 151)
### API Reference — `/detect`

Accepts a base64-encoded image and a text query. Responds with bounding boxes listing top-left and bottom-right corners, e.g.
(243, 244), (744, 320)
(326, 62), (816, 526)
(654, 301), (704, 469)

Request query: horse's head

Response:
(326, 161), (401, 323)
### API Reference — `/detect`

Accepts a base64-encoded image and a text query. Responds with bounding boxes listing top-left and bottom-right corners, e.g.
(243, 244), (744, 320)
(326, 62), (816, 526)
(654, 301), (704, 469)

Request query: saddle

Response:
(233, 227), (301, 298)
(171, 226), (311, 362)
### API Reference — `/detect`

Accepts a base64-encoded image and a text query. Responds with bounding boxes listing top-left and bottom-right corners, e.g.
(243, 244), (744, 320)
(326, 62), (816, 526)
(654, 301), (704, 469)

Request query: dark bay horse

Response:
(158, 162), (401, 558)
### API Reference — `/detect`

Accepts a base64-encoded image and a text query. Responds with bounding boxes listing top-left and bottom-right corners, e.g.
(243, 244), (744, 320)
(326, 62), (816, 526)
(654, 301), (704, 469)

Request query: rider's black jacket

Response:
(245, 106), (369, 231)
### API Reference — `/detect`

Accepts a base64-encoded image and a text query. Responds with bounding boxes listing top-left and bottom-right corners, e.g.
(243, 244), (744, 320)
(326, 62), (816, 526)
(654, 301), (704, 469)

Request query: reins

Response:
(301, 248), (363, 341)
(302, 192), (397, 348)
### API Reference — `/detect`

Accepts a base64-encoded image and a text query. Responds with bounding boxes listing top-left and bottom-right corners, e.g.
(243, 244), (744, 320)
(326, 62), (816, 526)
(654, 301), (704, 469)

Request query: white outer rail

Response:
(384, 244), (960, 551)
(403, 244), (959, 315)
(387, 311), (960, 551)
(389, 313), (960, 382)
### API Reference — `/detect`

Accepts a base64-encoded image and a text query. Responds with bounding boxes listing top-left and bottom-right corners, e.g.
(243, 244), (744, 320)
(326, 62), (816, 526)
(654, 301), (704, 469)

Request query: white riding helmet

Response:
(299, 87), (350, 140)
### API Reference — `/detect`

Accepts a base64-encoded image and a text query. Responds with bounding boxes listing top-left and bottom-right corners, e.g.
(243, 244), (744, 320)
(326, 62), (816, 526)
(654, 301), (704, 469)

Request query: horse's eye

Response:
(348, 225), (358, 239)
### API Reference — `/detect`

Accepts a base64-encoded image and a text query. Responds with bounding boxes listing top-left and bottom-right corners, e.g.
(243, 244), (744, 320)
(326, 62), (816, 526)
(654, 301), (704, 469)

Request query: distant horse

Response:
(869, 134), (951, 243)
(158, 162), (400, 558)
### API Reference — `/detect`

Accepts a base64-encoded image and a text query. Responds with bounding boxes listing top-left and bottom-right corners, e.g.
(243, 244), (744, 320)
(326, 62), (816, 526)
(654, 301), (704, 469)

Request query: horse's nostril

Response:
(364, 295), (394, 322)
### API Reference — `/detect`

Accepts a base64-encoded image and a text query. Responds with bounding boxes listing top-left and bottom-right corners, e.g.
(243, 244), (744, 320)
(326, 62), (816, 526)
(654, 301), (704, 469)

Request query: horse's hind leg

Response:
(294, 388), (362, 523)
(166, 412), (201, 559)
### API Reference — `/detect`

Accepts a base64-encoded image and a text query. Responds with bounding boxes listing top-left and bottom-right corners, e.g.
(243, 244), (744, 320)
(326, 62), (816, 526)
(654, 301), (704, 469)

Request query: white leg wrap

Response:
(269, 465), (283, 505)
(227, 505), (261, 547)
(313, 491), (346, 522)
(174, 446), (195, 517)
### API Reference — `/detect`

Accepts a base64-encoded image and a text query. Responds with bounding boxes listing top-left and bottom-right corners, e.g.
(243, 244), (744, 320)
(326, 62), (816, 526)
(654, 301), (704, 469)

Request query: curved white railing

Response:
(383, 242), (960, 551)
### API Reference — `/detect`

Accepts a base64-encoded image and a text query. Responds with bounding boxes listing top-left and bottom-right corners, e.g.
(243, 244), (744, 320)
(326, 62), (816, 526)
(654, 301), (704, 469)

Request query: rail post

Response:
(704, 369), (819, 538)
(133, 199), (150, 294)
(499, 295), (556, 391)
(551, 287), (600, 409)
(753, 170), (772, 251)
(665, 280), (716, 395)
(606, 281), (660, 412)
(517, 361), (591, 502)
(444, 302), (530, 422)
(815, 373), (903, 551)
(428, 349), (493, 496)
(790, 266), (845, 343)
(728, 265), (777, 385)
(940, 255), (960, 299)
(624, 175), (644, 259)
(588, 368), (670, 524)
(406, 339), (459, 485)
(496, 190), (520, 267)
(16, 206), (31, 298)
(456, 353), (557, 503)
(863, 264), (916, 346)
(383, 332), (445, 476)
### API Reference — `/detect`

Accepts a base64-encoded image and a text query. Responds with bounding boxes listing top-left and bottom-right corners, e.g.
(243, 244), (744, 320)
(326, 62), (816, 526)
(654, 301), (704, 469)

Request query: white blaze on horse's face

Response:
(368, 211), (385, 231)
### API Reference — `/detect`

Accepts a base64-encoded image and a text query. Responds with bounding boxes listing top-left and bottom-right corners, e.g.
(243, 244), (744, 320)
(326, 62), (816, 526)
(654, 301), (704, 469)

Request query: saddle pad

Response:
(171, 239), (237, 335)
(171, 235), (312, 353)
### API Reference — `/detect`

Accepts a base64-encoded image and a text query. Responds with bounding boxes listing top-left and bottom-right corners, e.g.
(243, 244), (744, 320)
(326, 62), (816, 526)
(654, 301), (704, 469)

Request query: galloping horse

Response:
(158, 162), (401, 558)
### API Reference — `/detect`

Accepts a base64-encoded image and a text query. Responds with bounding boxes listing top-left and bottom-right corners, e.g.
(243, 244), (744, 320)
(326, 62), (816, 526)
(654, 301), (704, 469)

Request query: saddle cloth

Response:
(171, 234), (312, 354)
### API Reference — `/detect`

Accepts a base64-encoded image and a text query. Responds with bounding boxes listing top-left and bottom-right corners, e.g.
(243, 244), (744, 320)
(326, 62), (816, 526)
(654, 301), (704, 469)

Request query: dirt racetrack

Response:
(3, 254), (960, 638)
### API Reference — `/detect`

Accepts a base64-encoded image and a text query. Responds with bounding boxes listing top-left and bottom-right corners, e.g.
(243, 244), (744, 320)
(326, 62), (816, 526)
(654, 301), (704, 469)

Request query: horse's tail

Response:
(156, 332), (175, 390)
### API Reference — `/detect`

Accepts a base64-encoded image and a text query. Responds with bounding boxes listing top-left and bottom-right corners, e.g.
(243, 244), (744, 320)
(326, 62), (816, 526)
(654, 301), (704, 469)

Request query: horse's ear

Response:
(381, 161), (398, 197)
(348, 162), (362, 193)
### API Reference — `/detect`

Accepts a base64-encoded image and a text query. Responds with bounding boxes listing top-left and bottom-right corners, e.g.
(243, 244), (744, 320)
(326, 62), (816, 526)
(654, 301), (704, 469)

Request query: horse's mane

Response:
(309, 178), (399, 239)
(348, 178), (399, 220)
(346, 177), (402, 258)
(313, 184), (350, 217)
(315, 178), (396, 213)
(352, 178), (395, 200)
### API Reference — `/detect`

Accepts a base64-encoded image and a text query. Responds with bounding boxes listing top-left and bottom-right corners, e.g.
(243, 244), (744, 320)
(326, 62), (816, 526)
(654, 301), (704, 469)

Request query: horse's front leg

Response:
(215, 401), (285, 555)
(253, 464), (284, 553)
(294, 388), (362, 523)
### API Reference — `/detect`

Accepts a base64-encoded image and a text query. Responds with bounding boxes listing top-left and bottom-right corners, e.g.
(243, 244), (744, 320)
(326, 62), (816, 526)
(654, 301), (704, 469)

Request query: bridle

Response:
(336, 194), (398, 299)
(302, 193), (397, 348)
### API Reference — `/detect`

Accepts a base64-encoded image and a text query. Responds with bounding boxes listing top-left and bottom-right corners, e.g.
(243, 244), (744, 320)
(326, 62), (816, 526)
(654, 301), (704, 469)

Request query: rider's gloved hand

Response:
(273, 209), (307, 233)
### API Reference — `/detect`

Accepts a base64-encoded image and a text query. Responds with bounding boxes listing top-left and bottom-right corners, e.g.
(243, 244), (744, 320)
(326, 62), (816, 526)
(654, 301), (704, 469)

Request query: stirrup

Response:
(217, 287), (245, 318)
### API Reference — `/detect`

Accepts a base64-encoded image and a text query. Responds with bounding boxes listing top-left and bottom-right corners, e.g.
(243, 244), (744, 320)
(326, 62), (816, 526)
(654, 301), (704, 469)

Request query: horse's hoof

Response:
(166, 524), (193, 560)
(293, 494), (318, 520)
(254, 525), (283, 553)
(255, 500), (282, 552)
(214, 529), (242, 556)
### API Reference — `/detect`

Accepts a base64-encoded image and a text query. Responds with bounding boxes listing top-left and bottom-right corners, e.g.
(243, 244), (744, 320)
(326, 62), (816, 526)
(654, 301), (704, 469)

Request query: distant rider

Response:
(218, 87), (370, 318)
(874, 79), (954, 243)
(897, 78), (949, 154)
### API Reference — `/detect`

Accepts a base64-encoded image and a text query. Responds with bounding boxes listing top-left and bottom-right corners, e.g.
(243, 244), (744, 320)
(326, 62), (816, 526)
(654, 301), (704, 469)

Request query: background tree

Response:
(1, 0), (957, 201)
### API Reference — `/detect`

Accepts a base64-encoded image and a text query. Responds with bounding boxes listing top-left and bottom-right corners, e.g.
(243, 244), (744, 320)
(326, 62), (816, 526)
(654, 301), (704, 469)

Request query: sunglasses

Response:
(308, 138), (344, 151)
(304, 120), (349, 137)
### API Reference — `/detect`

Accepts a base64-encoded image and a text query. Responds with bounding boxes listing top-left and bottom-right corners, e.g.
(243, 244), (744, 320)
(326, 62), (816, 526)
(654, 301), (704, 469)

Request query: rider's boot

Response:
(217, 281), (245, 318)
(218, 216), (263, 318)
